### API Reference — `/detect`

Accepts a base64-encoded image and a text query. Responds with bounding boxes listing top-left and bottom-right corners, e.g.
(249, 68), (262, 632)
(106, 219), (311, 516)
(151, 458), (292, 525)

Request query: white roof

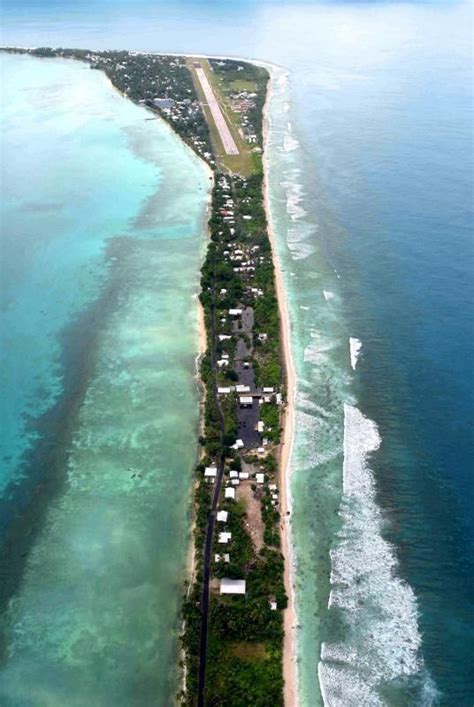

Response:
(270, 601), (277, 610)
(239, 396), (253, 405)
(236, 385), (250, 392)
(218, 335), (231, 341)
(269, 484), (277, 491)
(229, 308), (243, 315)
(231, 479), (240, 485)
(204, 466), (217, 477)
(220, 578), (246, 595)
(263, 387), (274, 393)
(218, 387), (231, 394)
(218, 532), (232, 544)
(257, 421), (265, 432)
(256, 473), (265, 484)
(239, 472), (249, 479)
(225, 487), (235, 499)
(217, 510), (228, 522)
(229, 470), (239, 478)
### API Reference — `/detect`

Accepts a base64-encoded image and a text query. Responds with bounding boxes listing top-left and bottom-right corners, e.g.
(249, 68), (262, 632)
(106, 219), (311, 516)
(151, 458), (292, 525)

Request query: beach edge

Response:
(262, 65), (298, 707)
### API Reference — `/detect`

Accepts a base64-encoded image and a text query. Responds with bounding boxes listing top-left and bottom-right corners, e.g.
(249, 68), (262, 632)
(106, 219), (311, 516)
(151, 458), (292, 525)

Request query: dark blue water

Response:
(2, 1), (473, 703)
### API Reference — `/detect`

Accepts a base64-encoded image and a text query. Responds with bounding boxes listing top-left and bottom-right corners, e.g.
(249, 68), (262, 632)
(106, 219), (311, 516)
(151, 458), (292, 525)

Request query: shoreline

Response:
(262, 67), (298, 707)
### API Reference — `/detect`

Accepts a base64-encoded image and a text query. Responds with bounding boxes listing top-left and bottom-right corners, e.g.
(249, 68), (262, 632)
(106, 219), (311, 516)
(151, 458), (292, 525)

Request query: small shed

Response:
(225, 487), (236, 500)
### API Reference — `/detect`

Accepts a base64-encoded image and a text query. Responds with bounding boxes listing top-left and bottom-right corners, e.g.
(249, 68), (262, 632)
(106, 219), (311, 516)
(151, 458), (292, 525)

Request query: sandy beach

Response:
(262, 66), (298, 707)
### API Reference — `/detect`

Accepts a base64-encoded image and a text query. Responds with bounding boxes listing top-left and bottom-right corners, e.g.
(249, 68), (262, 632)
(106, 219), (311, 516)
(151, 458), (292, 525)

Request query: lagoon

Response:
(0, 53), (210, 705)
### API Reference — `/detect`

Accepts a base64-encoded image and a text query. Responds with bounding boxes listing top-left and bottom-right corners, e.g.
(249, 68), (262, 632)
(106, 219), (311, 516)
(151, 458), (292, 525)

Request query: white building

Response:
(217, 510), (228, 522)
(204, 466), (217, 478)
(220, 578), (246, 595)
(225, 487), (236, 500)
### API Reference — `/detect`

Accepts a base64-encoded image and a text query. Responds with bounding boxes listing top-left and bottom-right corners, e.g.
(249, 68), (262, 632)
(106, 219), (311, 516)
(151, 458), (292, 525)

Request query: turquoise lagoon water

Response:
(2, 1), (474, 704)
(0, 53), (210, 704)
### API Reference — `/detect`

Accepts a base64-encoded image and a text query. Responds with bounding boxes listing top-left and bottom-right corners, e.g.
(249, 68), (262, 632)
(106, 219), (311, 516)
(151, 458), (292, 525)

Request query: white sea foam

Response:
(319, 404), (428, 704)
(349, 337), (362, 371)
(283, 133), (300, 152)
(323, 290), (334, 301)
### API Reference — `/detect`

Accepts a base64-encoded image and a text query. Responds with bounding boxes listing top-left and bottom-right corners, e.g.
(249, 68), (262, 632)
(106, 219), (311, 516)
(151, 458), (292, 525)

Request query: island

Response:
(2, 46), (295, 706)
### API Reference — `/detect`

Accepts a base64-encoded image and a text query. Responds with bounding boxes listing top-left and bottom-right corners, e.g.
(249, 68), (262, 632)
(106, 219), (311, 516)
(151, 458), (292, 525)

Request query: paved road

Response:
(195, 66), (239, 156)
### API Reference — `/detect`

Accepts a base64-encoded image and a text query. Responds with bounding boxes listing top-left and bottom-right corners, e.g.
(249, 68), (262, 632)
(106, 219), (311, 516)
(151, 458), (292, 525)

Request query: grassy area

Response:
(187, 58), (259, 177)
(228, 78), (258, 92)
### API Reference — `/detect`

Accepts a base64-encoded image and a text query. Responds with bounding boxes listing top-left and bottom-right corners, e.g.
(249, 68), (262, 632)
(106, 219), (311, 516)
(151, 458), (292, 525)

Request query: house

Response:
(204, 466), (217, 478)
(239, 396), (253, 407)
(229, 470), (239, 479)
(218, 531), (232, 544)
(218, 335), (231, 341)
(217, 510), (228, 522)
(225, 487), (236, 500)
(257, 421), (265, 433)
(229, 308), (243, 316)
(235, 384), (251, 393)
(153, 97), (175, 109)
(269, 601), (277, 610)
(256, 473), (265, 484)
(220, 578), (246, 595)
(218, 387), (232, 394)
(263, 387), (274, 394)
(239, 472), (249, 480)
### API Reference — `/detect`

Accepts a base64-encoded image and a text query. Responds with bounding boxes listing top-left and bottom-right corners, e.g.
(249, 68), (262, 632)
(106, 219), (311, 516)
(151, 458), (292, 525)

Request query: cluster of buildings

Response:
(229, 91), (259, 144)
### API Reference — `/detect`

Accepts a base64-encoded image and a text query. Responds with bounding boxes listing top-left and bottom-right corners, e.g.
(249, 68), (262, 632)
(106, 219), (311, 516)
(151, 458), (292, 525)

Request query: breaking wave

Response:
(349, 336), (362, 371)
(318, 404), (435, 705)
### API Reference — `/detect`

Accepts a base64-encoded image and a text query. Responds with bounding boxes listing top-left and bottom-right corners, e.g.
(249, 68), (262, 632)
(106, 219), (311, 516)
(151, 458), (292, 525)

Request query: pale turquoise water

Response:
(0, 53), (210, 705)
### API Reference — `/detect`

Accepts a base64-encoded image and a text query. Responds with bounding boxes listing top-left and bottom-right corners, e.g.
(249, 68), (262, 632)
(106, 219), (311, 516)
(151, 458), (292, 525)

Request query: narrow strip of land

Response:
(194, 64), (240, 156)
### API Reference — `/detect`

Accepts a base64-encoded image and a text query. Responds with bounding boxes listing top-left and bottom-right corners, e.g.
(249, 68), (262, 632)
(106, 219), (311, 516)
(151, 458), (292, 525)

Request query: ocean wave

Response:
(319, 404), (432, 705)
(349, 337), (362, 371)
(280, 178), (307, 220)
(283, 133), (300, 152)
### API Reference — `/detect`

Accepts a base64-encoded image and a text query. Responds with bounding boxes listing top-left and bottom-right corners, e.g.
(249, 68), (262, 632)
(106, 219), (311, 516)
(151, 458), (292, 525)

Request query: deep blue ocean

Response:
(1, 1), (473, 704)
